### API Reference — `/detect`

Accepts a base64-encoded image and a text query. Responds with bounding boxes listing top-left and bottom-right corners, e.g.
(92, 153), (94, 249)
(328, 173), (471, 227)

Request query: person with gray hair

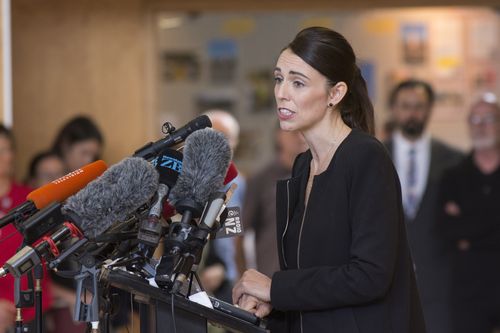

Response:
(438, 93), (500, 333)
(199, 110), (246, 303)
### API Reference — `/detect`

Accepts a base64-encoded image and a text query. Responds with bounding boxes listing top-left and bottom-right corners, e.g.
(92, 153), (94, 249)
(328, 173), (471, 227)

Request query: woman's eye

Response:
(274, 77), (283, 84)
(293, 81), (304, 88)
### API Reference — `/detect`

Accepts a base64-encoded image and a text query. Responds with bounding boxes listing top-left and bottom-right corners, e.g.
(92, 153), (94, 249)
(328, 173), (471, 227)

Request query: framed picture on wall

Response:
(247, 69), (274, 112)
(401, 23), (428, 65)
(207, 39), (238, 84)
(162, 52), (200, 82)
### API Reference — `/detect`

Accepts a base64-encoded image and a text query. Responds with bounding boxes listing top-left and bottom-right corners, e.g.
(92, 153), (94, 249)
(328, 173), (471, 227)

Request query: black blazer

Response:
(269, 130), (425, 333)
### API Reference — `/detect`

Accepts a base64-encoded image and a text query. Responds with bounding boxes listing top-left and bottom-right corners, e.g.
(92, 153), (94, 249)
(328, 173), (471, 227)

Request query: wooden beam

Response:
(145, 0), (500, 11)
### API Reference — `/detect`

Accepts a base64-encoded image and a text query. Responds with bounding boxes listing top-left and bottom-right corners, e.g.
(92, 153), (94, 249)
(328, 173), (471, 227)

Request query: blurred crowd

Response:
(0, 79), (499, 333)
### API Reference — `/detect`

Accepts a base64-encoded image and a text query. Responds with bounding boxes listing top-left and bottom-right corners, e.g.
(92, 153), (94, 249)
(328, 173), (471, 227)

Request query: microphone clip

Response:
(162, 121), (176, 135)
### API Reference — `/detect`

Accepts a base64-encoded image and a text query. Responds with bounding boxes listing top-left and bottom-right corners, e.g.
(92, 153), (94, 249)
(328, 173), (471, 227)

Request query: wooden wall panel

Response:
(11, 0), (153, 180)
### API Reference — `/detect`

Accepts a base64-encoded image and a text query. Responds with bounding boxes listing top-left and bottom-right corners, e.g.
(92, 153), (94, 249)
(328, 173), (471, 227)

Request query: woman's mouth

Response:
(278, 107), (295, 120)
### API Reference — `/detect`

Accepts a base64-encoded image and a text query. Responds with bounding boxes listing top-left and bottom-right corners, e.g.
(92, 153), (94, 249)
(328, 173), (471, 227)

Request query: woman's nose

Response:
(275, 82), (290, 100)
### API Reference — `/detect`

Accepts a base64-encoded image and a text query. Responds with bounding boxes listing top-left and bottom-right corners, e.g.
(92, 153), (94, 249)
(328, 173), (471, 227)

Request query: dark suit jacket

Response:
(385, 138), (463, 333)
(269, 130), (425, 333)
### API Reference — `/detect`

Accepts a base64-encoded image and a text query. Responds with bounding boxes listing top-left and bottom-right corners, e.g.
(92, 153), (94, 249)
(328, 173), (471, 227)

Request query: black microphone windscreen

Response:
(62, 157), (159, 239)
(152, 148), (183, 187)
(170, 129), (231, 208)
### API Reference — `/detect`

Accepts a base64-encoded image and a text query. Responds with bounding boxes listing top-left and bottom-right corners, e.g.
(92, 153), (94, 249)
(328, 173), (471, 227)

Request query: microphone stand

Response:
(14, 272), (34, 333)
(13, 242), (36, 333)
(34, 264), (43, 333)
(73, 254), (100, 333)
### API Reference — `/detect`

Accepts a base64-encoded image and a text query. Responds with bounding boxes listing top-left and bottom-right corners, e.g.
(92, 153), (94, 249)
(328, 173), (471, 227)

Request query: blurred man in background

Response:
(385, 79), (463, 333)
(438, 93), (500, 333)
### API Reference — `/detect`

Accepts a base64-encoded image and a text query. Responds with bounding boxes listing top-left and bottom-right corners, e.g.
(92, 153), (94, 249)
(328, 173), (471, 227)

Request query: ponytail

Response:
(339, 66), (374, 135)
(287, 27), (375, 134)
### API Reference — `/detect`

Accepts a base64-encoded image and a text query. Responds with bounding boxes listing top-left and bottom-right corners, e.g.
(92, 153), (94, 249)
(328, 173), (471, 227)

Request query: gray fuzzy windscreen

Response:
(170, 128), (231, 206)
(63, 157), (159, 239)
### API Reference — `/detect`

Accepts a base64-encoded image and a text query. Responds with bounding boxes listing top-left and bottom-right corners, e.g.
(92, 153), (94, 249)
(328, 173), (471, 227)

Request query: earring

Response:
(328, 103), (334, 108)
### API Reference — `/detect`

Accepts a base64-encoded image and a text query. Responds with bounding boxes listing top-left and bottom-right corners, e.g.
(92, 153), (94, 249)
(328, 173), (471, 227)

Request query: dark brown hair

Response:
(52, 115), (104, 157)
(388, 79), (435, 108)
(0, 123), (15, 149)
(286, 27), (374, 134)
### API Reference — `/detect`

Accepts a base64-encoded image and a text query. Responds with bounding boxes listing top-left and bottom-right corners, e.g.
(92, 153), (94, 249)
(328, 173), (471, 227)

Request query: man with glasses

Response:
(438, 93), (500, 333)
(385, 79), (463, 333)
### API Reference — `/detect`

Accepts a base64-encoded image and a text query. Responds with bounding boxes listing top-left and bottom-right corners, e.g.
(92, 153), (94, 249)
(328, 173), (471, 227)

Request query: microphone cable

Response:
(171, 292), (177, 333)
(0, 229), (18, 245)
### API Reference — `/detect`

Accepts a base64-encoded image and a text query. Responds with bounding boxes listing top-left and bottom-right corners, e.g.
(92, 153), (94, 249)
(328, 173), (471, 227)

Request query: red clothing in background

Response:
(0, 182), (52, 322)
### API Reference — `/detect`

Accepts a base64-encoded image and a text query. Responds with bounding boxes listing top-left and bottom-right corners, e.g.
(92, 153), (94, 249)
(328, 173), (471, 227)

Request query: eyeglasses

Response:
(468, 114), (498, 126)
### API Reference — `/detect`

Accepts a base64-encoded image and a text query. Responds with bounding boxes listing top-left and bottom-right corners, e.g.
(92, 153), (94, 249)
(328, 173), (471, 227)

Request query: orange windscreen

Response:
(27, 160), (108, 209)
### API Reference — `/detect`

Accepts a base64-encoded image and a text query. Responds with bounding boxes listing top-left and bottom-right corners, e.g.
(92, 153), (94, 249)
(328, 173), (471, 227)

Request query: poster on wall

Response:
(161, 52), (200, 82)
(401, 23), (428, 65)
(468, 19), (498, 61)
(247, 69), (274, 112)
(207, 39), (238, 84)
(432, 20), (463, 79)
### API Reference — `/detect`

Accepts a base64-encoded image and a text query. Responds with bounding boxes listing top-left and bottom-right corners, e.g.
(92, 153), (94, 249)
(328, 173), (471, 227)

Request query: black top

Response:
(438, 154), (500, 287)
(270, 129), (426, 333)
(438, 154), (500, 251)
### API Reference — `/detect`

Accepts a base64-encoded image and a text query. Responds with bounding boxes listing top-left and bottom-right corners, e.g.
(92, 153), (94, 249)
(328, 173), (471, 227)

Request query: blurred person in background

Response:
(0, 125), (52, 333)
(384, 79), (463, 333)
(23, 149), (87, 333)
(47, 115), (126, 333)
(25, 151), (65, 189)
(199, 110), (246, 303)
(236, 125), (307, 278)
(438, 93), (500, 333)
(52, 116), (103, 173)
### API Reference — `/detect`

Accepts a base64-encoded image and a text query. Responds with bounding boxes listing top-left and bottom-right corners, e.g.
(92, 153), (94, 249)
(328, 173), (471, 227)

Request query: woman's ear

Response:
(328, 81), (348, 107)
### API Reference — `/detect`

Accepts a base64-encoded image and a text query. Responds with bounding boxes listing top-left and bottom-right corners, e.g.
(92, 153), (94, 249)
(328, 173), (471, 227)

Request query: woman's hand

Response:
(0, 299), (16, 332)
(237, 294), (273, 318)
(233, 269), (271, 303)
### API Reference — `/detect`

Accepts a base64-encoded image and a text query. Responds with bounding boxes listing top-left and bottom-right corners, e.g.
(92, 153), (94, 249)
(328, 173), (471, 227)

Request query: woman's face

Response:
(274, 48), (332, 133)
(33, 156), (66, 188)
(0, 135), (13, 178)
(63, 139), (101, 172)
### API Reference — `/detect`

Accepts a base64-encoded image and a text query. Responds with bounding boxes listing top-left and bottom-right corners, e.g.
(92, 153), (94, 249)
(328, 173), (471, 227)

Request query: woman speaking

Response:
(232, 27), (425, 333)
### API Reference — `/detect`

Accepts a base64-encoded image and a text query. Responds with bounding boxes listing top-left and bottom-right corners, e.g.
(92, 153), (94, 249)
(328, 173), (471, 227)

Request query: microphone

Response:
(0, 160), (108, 229)
(164, 128), (231, 292)
(169, 128), (231, 218)
(138, 148), (183, 252)
(0, 157), (159, 278)
(160, 160), (238, 221)
(133, 115), (212, 160)
(63, 157), (159, 240)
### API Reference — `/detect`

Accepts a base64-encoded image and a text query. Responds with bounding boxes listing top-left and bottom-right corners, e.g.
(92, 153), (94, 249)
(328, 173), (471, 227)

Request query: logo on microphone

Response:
(51, 169), (84, 185)
(215, 207), (243, 239)
(152, 155), (183, 173)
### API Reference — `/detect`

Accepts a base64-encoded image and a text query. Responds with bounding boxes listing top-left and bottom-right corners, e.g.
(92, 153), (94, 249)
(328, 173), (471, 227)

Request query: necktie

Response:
(405, 148), (418, 218)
